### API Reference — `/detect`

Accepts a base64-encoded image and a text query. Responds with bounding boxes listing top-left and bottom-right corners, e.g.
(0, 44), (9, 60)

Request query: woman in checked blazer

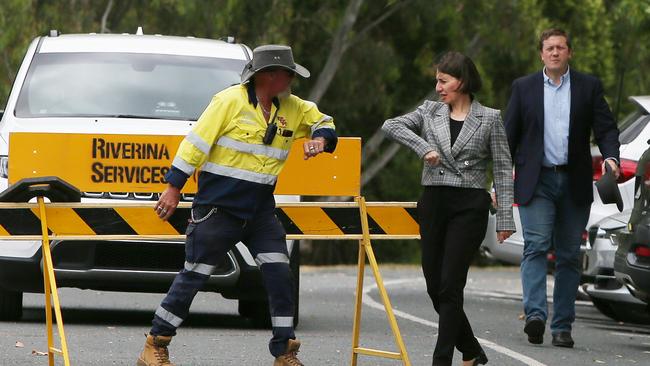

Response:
(382, 52), (515, 366)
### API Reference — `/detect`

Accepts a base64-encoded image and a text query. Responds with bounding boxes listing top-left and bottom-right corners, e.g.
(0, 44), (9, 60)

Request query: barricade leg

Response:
(350, 196), (411, 365)
(43, 251), (54, 366)
(350, 231), (366, 366)
(37, 196), (71, 366)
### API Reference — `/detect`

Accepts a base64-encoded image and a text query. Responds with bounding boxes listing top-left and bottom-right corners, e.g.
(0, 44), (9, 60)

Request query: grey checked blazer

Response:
(382, 99), (516, 231)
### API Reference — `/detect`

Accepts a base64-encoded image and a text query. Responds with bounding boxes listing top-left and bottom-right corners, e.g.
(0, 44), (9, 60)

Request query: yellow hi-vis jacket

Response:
(165, 84), (337, 219)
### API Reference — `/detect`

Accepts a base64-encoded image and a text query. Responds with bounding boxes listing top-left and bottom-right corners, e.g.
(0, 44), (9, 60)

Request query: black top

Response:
(449, 118), (464, 147)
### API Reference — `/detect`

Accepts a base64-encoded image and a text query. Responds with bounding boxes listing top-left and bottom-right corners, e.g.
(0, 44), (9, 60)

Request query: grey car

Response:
(583, 210), (650, 324)
(614, 142), (650, 306)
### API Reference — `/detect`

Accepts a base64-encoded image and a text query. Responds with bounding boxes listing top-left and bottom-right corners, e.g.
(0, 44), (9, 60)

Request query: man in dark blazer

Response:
(505, 28), (620, 348)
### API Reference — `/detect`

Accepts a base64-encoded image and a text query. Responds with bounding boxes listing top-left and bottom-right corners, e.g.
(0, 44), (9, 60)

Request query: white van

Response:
(0, 30), (298, 327)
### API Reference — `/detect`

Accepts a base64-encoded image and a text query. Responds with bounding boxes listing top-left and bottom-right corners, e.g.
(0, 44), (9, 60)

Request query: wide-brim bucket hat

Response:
(241, 44), (310, 83)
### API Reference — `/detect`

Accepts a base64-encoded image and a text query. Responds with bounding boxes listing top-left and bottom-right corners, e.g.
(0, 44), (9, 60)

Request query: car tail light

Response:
(634, 246), (650, 258)
(592, 156), (637, 183)
(618, 159), (637, 183)
(592, 156), (604, 181)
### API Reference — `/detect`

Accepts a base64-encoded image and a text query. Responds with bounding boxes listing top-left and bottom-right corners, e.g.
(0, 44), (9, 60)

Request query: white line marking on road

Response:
(362, 278), (547, 366)
(464, 289), (593, 307)
(610, 332), (650, 339)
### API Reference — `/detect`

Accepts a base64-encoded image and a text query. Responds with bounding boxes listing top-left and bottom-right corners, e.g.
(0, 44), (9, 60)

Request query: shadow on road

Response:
(16, 306), (265, 329)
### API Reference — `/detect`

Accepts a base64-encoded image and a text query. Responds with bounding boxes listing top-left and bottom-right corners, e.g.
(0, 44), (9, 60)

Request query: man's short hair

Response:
(436, 51), (482, 95)
(539, 28), (571, 51)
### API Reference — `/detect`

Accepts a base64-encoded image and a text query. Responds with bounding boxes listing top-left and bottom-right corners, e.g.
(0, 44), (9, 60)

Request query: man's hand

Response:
(303, 137), (326, 160)
(497, 230), (513, 243)
(423, 151), (440, 166)
(155, 184), (181, 221)
(602, 159), (620, 179)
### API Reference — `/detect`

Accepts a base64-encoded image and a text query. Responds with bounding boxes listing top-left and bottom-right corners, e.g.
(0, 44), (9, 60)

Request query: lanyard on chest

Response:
(262, 98), (280, 145)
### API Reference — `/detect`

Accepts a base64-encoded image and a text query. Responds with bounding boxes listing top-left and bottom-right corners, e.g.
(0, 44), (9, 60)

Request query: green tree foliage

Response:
(0, 0), (648, 263)
(607, 0), (650, 118)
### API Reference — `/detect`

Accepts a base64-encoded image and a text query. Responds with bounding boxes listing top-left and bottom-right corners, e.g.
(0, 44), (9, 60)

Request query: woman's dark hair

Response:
(436, 51), (482, 95)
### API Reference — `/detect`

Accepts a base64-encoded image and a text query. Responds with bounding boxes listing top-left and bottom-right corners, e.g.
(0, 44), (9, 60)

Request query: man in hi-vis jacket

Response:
(137, 45), (337, 366)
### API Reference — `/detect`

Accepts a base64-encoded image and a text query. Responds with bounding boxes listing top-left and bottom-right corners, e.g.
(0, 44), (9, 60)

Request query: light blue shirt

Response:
(543, 67), (571, 166)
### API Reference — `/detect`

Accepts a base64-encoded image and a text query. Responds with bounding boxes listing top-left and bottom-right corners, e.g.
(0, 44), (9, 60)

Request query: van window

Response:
(15, 52), (244, 121)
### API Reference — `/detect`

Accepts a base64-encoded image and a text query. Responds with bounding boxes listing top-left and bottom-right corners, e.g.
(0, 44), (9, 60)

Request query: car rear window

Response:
(15, 52), (244, 121)
(619, 113), (650, 145)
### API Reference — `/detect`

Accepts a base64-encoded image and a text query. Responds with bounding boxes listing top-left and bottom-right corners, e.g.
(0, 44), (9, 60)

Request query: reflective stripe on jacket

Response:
(165, 84), (337, 219)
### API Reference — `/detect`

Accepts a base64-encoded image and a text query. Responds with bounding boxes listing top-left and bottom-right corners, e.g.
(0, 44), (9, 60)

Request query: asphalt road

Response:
(1, 266), (649, 365)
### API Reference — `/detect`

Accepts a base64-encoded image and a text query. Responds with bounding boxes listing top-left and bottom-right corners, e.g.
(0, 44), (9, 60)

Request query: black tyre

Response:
(0, 289), (23, 320)
(238, 299), (271, 328)
(238, 240), (300, 329)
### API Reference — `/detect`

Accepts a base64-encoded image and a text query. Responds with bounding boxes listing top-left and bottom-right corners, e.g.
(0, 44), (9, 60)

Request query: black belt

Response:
(542, 165), (569, 172)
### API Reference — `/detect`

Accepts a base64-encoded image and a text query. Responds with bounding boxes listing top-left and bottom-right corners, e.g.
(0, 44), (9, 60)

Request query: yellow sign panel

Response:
(9, 133), (195, 193)
(275, 137), (360, 196)
(9, 133), (360, 196)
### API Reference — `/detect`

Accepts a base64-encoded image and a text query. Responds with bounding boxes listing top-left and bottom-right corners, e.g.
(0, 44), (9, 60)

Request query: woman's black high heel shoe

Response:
(472, 350), (488, 365)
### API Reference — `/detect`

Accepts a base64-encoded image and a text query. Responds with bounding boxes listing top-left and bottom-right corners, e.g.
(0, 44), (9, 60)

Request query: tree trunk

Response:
(303, 0), (418, 264)
(100, 0), (114, 33)
(2, 51), (13, 84)
(307, 0), (364, 104)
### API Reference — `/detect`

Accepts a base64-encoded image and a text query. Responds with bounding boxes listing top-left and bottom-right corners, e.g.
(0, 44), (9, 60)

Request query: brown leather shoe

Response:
(137, 334), (175, 366)
(273, 339), (304, 366)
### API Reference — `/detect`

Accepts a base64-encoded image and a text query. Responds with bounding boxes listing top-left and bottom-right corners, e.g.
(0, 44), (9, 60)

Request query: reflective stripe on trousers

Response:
(150, 205), (295, 357)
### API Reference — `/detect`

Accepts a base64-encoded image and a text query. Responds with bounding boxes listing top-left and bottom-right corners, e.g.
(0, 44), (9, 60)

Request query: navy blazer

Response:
(504, 69), (620, 206)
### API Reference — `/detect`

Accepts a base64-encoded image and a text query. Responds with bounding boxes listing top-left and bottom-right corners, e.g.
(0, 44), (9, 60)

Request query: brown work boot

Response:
(273, 339), (304, 366)
(136, 334), (175, 366)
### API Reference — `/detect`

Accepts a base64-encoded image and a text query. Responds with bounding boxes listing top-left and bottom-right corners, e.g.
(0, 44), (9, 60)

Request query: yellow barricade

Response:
(6, 134), (419, 366)
(8, 133), (362, 196)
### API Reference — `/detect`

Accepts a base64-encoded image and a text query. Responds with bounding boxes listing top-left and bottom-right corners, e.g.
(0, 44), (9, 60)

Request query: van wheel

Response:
(238, 241), (300, 329)
(0, 289), (23, 320)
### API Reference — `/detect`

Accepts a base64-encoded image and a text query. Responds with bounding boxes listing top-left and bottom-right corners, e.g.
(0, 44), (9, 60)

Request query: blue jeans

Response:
(519, 168), (590, 334)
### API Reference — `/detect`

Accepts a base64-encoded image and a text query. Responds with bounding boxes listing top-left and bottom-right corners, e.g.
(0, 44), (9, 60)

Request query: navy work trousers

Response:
(150, 205), (295, 357)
